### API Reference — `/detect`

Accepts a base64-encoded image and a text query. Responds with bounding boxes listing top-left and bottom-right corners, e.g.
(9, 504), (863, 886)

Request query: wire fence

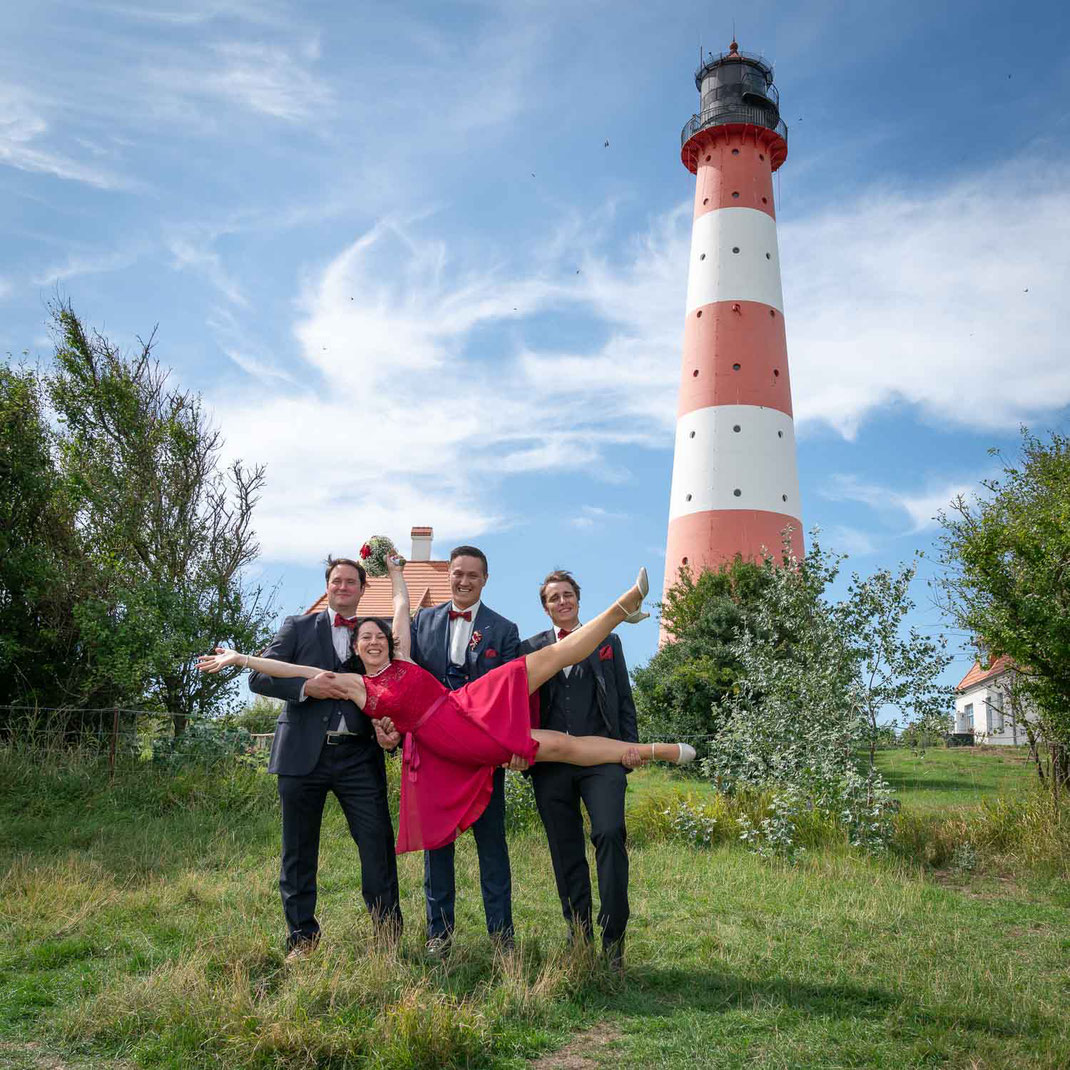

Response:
(0, 704), (277, 777)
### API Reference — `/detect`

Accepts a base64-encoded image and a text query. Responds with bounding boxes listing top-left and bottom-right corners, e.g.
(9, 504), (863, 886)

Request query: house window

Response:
(963, 702), (974, 732)
(990, 691), (1004, 732)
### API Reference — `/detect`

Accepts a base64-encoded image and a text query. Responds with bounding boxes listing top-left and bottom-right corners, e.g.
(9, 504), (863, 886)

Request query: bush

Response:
(504, 770), (540, 832)
(151, 720), (255, 768)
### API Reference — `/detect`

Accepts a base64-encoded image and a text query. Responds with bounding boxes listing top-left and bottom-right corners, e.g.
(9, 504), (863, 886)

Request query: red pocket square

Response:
(485, 648), (499, 659)
(598, 644), (613, 661)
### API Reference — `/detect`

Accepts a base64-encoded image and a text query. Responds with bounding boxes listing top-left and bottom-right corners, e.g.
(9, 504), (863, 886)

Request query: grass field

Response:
(1, 747), (1067, 1069)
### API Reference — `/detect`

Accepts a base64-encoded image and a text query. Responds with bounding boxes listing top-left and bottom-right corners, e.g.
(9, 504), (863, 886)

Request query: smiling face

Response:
(449, 555), (487, 610)
(326, 563), (365, 616)
(355, 619), (391, 673)
(541, 579), (581, 632)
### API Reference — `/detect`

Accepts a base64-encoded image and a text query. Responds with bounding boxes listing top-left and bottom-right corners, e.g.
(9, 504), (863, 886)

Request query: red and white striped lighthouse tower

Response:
(663, 41), (803, 611)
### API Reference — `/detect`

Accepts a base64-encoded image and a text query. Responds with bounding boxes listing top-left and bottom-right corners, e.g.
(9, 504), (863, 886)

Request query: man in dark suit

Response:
(520, 569), (645, 972)
(249, 556), (402, 958)
(410, 544), (520, 956)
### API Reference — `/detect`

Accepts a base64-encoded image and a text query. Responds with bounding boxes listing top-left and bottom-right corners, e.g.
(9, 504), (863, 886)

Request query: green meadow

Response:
(1, 745), (1067, 1069)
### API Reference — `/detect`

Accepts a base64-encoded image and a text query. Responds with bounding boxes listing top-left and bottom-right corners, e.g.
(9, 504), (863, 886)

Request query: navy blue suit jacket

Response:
(249, 610), (371, 776)
(410, 601), (521, 685)
(519, 630), (638, 743)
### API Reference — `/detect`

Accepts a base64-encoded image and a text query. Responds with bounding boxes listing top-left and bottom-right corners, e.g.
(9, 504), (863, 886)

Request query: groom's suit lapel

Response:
(314, 610), (336, 668)
(466, 603), (491, 667)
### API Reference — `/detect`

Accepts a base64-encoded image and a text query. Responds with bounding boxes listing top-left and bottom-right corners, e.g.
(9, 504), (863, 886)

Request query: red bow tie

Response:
(334, 613), (359, 629)
(448, 609), (472, 622)
(557, 628), (572, 639)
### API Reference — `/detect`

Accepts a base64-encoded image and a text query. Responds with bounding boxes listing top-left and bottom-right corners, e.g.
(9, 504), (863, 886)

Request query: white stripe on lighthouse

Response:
(685, 207), (784, 313)
(668, 404), (801, 520)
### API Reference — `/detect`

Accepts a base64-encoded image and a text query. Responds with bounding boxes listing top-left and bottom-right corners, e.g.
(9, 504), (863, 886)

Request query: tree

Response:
(1, 303), (275, 731)
(703, 539), (950, 856)
(0, 364), (89, 713)
(937, 429), (1070, 799)
(45, 302), (276, 728)
(633, 558), (772, 753)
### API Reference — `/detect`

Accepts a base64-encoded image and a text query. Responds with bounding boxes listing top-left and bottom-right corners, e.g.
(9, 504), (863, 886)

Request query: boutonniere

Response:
(469, 630), (483, 652)
(598, 643), (614, 661)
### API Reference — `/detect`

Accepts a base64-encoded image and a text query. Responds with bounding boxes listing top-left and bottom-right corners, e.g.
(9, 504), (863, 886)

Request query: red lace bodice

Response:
(362, 660), (449, 732)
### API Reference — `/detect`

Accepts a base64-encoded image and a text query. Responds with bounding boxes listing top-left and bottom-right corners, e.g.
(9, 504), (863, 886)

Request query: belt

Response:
(325, 732), (367, 746)
(402, 694), (449, 783)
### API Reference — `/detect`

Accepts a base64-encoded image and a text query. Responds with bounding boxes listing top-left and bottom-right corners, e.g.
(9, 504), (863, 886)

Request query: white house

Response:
(953, 655), (1036, 745)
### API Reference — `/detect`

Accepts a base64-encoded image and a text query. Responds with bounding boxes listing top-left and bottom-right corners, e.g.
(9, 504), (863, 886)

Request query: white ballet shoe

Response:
(616, 566), (650, 623)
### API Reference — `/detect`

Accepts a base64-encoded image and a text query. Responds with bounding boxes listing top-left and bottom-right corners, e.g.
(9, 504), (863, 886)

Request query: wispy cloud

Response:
(822, 474), (976, 532)
(0, 86), (130, 190)
(33, 246), (142, 286)
(148, 40), (334, 122)
(570, 505), (628, 531)
(168, 235), (248, 307)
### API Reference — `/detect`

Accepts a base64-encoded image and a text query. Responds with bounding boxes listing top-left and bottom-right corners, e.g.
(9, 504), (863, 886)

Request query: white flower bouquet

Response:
(358, 535), (405, 578)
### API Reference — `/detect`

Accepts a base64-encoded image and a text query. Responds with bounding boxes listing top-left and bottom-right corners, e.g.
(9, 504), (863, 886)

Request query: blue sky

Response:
(3, 0), (1069, 696)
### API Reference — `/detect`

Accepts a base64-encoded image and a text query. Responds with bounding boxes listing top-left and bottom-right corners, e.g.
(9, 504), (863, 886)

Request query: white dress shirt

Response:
(448, 600), (481, 666)
(554, 621), (581, 677)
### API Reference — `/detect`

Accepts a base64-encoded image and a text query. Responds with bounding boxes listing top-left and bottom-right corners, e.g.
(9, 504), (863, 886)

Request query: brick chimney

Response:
(410, 526), (433, 561)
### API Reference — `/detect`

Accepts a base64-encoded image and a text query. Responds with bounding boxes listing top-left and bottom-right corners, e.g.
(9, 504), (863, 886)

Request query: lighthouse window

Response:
(732, 425), (741, 432)
(705, 155), (711, 162)
(685, 494), (692, 502)
(696, 310), (702, 318)
(759, 153), (765, 161)
(778, 430), (784, 438)
(692, 369), (699, 377)
(732, 363), (741, 371)
(762, 196), (768, 204)
(769, 309), (776, 317)
(732, 247), (740, 254)
(689, 430), (696, 438)
(774, 369), (780, 377)
(765, 252), (771, 259)
(703, 197), (709, 205)
(782, 494), (788, 502)
(682, 556), (689, 565)
(732, 191), (740, 198)
(699, 253), (706, 260)
(733, 489), (742, 497)
(731, 148), (740, 156)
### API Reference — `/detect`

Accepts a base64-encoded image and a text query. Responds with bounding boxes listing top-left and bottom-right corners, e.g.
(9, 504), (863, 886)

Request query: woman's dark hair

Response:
(349, 617), (395, 671)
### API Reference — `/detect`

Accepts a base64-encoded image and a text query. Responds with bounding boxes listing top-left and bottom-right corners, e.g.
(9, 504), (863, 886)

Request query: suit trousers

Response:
(424, 766), (512, 939)
(531, 761), (629, 950)
(277, 738), (401, 948)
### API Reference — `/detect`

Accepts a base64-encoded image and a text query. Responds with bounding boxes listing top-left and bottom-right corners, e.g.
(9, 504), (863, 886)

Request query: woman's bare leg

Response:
(531, 729), (688, 765)
(524, 575), (645, 695)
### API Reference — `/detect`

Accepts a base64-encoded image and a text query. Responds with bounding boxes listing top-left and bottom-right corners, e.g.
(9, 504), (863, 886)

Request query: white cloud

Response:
(145, 39), (333, 123)
(782, 161), (1070, 437)
(33, 246), (142, 286)
(570, 505), (628, 531)
(168, 236), (248, 307)
(0, 86), (129, 190)
(209, 153), (1070, 564)
(822, 474), (976, 532)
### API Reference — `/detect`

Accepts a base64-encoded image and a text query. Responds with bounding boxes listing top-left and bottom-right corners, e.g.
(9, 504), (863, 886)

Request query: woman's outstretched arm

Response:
(198, 647), (325, 680)
(387, 555), (413, 662)
(198, 648), (368, 707)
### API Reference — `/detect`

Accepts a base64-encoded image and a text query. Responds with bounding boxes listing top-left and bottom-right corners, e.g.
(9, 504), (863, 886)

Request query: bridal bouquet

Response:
(359, 536), (406, 578)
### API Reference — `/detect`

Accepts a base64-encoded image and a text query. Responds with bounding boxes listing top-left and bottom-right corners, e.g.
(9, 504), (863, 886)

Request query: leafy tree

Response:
(44, 302), (276, 729)
(701, 540), (950, 856)
(633, 558), (772, 752)
(937, 429), (1070, 798)
(1, 303), (275, 732)
(0, 364), (88, 712)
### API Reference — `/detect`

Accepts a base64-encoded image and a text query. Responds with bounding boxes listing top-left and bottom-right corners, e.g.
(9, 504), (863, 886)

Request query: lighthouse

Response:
(663, 41), (803, 611)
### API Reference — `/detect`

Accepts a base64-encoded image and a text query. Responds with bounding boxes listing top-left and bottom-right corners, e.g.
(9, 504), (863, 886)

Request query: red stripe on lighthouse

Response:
(678, 300), (792, 417)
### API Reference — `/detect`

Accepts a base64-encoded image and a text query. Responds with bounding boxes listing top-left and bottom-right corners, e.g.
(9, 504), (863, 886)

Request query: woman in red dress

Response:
(199, 558), (694, 853)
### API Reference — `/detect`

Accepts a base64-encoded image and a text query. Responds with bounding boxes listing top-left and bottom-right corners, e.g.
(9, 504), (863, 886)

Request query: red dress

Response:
(362, 659), (540, 853)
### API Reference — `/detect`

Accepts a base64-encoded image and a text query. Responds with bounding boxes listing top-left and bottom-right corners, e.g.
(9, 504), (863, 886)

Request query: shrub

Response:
(151, 720), (254, 768)
(504, 770), (540, 832)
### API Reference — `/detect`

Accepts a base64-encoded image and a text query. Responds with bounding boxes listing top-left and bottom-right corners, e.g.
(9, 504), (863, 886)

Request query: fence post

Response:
(109, 707), (119, 779)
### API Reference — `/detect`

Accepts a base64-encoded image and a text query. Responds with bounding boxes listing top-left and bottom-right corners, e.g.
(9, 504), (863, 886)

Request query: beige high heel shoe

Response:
(616, 566), (650, 624)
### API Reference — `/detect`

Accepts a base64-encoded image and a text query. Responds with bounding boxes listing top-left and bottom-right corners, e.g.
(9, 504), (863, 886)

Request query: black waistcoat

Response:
(543, 662), (602, 737)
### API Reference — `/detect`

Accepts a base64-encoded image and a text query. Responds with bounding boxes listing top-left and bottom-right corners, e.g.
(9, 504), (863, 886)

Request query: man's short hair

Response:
(325, 556), (367, 588)
(449, 545), (488, 575)
(539, 569), (581, 607)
